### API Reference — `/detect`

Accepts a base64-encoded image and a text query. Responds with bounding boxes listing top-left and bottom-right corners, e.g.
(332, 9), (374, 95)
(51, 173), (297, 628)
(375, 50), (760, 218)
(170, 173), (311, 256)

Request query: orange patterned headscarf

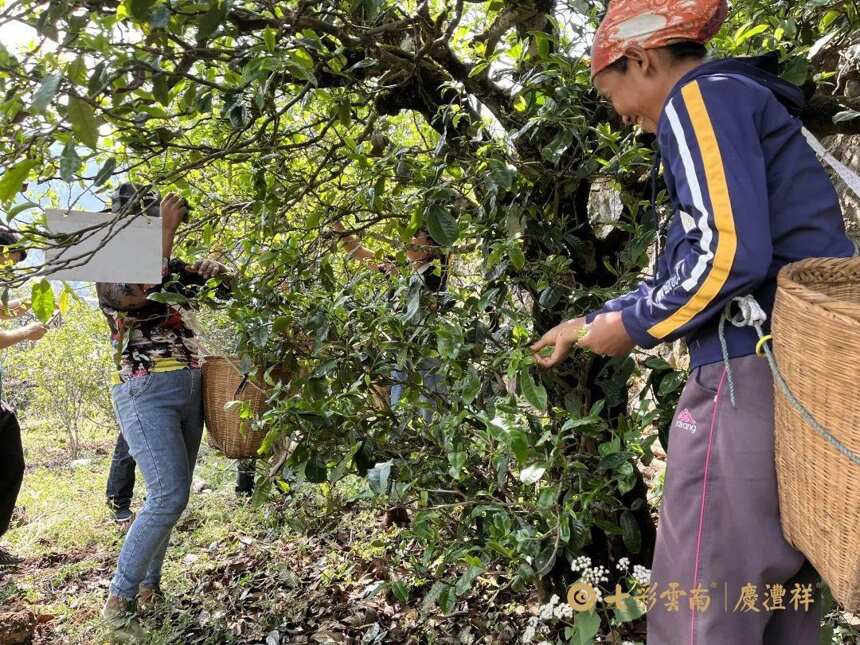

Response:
(591, 0), (728, 79)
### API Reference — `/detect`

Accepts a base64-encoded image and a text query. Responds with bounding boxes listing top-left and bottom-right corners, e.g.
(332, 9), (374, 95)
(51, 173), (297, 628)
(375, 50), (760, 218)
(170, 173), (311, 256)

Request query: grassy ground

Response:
(1, 421), (858, 644)
(0, 423), (536, 644)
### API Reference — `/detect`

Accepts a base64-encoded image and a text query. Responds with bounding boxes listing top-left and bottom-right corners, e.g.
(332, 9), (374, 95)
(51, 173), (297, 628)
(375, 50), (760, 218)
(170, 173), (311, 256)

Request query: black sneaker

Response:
(112, 508), (135, 524)
(0, 546), (23, 567)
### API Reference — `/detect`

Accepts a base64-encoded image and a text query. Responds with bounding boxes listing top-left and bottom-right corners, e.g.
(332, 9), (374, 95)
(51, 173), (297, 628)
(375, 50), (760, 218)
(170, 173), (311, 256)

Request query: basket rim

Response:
(778, 257), (860, 325)
(202, 355), (292, 397)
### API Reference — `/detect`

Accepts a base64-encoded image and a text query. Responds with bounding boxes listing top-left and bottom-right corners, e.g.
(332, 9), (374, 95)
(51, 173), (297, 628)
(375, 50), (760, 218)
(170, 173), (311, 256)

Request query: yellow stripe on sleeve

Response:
(648, 81), (738, 339)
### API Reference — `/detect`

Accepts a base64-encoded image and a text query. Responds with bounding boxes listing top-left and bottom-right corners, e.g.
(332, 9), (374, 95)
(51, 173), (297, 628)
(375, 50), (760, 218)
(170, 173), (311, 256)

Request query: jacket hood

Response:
(675, 52), (807, 115)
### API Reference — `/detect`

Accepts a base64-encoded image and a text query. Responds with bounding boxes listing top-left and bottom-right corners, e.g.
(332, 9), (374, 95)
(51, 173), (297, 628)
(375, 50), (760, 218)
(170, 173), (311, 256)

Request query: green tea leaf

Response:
(263, 27), (277, 53)
(834, 109), (860, 124)
(87, 62), (108, 96)
(438, 584), (456, 614)
(180, 83), (198, 111)
(127, 0), (156, 21)
(538, 484), (557, 508)
(197, 1), (225, 40)
(31, 72), (61, 112)
(146, 291), (189, 305)
(4, 202), (36, 222)
(0, 159), (38, 201)
(520, 368), (547, 411)
(658, 370), (686, 397)
(335, 100), (351, 127)
(448, 450), (467, 479)
(389, 579), (409, 605)
(597, 452), (630, 472)
(404, 286), (421, 322)
(421, 581), (448, 612)
(290, 48), (315, 73)
(509, 429), (528, 463)
(93, 157), (117, 186)
(735, 23), (768, 45)
(468, 61), (489, 78)
(509, 243), (525, 270)
(538, 286), (561, 309)
(150, 4), (171, 28)
(31, 280), (55, 323)
(425, 205), (459, 246)
(152, 72), (170, 106)
(60, 141), (82, 182)
(614, 596), (646, 624)
(572, 611), (600, 645)
(455, 565), (483, 596)
(459, 370), (480, 405)
(366, 461), (391, 495)
(594, 518), (623, 535)
(58, 285), (73, 314)
(67, 97), (99, 150)
(66, 57), (87, 85)
(519, 463), (546, 484)
(782, 57), (810, 86)
(620, 510), (642, 554)
(436, 325), (459, 359)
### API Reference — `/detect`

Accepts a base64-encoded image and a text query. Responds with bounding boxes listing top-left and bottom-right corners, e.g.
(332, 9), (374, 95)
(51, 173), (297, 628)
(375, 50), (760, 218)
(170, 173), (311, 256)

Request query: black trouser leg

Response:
(235, 459), (255, 495)
(106, 432), (136, 512)
(0, 413), (25, 538)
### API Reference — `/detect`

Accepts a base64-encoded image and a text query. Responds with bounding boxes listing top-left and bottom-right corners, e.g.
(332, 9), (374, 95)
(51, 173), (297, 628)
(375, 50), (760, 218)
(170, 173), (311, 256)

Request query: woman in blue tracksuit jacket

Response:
(532, 1), (855, 643)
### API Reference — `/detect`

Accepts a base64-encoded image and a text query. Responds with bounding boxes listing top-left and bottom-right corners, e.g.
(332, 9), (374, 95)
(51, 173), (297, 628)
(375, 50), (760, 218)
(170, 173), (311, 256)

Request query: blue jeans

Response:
(109, 368), (203, 600)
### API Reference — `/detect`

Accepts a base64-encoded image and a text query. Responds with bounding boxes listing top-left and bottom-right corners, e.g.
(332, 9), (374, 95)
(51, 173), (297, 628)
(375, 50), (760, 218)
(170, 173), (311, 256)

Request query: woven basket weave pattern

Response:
(202, 356), (271, 459)
(772, 257), (860, 611)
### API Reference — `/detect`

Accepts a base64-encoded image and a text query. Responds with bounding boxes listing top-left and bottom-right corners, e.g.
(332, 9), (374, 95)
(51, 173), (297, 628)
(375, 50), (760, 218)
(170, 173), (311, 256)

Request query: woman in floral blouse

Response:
(97, 185), (230, 641)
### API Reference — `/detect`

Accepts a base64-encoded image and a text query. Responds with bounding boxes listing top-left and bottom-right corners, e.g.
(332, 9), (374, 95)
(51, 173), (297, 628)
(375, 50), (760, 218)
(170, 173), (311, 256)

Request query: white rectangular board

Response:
(44, 209), (162, 284)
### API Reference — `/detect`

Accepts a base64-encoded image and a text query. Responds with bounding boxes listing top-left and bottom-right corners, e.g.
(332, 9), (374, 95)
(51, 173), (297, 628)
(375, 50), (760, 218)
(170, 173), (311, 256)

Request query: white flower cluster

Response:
(570, 555), (592, 572)
(580, 564), (610, 586)
(616, 557), (630, 572)
(632, 564), (651, 586)
(522, 616), (545, 643)
(537, 594), (561, 621)
(522, 625), (537, 644)
(538, 603), (555, 621)
(571, 556), (609, 586)
(529, 592), (575, 632)
(553, 602), (573, 620)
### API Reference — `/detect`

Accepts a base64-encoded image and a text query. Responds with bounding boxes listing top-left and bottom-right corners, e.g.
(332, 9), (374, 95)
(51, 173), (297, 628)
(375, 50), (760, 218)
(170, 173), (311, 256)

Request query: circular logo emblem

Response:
(567, 582), (597, 612)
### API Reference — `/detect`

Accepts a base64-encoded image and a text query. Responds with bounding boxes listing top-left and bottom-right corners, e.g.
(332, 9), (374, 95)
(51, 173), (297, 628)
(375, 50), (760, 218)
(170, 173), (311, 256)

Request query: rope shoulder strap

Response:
(719, 295), (860, 467)
(802, 127), (860, 201)
(802, 127), (860, 255)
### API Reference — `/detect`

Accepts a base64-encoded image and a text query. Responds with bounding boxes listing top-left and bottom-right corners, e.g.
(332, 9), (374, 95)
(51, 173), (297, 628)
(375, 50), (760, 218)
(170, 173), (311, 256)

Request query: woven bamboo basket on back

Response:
(772, 257), (860, 611)
(202, 356), (279, 459)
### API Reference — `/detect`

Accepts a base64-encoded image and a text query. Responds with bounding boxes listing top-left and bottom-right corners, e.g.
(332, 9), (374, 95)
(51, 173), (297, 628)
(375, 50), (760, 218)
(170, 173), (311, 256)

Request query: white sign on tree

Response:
(44, 209), (162, 284)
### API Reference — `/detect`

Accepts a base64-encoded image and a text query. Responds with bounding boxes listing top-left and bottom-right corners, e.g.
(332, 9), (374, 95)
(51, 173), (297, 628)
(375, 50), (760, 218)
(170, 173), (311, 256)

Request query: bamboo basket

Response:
(202, 356), (279, 459)
(772, 257), (860, 611)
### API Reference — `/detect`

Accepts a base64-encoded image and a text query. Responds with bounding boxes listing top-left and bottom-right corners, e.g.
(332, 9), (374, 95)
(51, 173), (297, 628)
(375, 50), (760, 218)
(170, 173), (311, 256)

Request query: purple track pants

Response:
(647, 355), (822, 644)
